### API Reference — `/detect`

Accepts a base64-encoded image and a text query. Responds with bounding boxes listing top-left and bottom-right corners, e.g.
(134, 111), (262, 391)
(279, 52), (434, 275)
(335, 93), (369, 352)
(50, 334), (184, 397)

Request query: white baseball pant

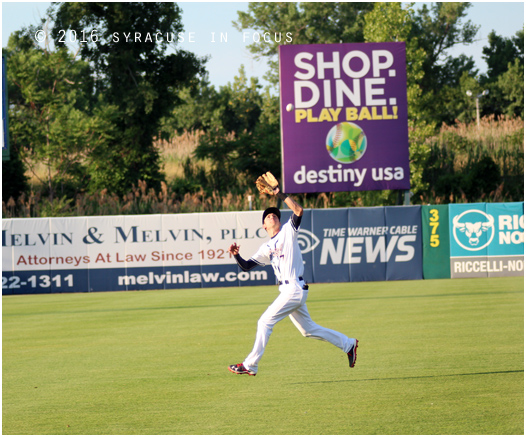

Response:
(243, 281), (353, 373)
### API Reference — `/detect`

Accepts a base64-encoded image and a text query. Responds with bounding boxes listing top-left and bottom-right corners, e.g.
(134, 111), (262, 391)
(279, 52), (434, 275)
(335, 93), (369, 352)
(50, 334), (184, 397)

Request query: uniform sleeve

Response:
(249, 243), (271, 266)
(234, 254), (259, 272)
(290, 213), (302, 231)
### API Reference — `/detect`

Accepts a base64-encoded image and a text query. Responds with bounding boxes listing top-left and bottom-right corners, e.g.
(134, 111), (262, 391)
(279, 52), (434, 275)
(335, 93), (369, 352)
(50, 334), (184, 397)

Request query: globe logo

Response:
(326, 122), (367, 164)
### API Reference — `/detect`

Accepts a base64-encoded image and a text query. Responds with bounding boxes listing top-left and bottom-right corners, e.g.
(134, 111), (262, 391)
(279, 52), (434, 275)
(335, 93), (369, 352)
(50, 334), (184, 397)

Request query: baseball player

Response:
(227, 172), (358, 376)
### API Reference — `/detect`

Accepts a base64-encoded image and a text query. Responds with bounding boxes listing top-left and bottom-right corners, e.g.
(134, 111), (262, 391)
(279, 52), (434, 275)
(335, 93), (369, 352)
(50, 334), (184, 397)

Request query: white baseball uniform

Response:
(234, 213), (354, 374)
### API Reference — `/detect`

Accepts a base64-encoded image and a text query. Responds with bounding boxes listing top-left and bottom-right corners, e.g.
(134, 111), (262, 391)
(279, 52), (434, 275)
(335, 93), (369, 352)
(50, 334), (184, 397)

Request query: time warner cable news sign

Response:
(279, 42), (410, 193)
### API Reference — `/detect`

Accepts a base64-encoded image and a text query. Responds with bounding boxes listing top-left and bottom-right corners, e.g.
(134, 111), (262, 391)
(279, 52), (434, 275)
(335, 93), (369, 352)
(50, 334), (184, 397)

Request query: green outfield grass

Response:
(3, 277), (524, 435)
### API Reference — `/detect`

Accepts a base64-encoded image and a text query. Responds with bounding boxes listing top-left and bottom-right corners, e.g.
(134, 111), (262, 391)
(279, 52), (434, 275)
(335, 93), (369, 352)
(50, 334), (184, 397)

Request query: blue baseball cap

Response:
(262, 207), (280, 224)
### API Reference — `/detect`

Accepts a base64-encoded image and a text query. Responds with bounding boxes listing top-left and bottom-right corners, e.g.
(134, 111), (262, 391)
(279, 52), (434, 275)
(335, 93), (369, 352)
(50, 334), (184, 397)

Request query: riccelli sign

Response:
(449, 202), (524, 278)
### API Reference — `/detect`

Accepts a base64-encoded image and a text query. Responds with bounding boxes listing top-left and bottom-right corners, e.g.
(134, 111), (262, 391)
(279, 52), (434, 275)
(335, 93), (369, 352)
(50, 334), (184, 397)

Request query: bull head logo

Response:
(452, 210), (495, 251)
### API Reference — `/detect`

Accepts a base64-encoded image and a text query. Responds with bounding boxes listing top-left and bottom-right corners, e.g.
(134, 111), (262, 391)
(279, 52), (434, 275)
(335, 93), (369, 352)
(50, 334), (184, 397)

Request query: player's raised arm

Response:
(274, 187), (303, 217)
(255, 171), (303, 217)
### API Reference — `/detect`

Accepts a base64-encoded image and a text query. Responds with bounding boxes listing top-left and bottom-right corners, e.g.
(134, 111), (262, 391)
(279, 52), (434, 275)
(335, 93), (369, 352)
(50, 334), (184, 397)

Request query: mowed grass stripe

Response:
(4, 285), (521, 318)
(3, 277), (523, 435)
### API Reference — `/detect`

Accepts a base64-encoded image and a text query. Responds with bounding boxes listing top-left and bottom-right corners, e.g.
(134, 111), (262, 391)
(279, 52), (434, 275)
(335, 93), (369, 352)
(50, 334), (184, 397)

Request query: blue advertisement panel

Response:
(449, 202), (524, 278)
(486, 202), (524, 278)
(311, 208), (350, 283)
(2, 265), (275, 295)
(385, 206), (422, 281)
(348, 207), (387, 282)
(310, 206), (422, 283)
(112, 265), (275, 291)
(486, 202), (524, 257)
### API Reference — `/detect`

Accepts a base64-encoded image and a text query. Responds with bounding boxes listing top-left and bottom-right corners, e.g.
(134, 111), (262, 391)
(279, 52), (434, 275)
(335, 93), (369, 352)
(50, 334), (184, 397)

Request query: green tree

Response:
(479, 28), (524, 119)
(410, 3), (479, 86)
(497, 58), (524, 118)
(363, 2), (426, 122)
(482, 30), (522, 80)
(234, 2), (375, 88)
(455, 71), (482, 123)
(165, 65), (282, 197)
(4, 29), (103, 202)
(192, 66), (271, 192)
(408, 2), (479, 124)
(2, 146), (28, 204)
(49, 2), (205, 195)
(512, 27), (524, 58)
(159, 74), (220, 136)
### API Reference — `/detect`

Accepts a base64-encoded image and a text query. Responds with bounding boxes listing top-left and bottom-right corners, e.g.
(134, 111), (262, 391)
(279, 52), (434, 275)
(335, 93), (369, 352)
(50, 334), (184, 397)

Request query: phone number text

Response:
(3, 274), (73, 290)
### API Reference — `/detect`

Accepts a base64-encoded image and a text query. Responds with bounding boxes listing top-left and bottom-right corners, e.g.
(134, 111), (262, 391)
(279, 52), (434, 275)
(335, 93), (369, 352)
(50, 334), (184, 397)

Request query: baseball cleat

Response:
(228, 363), (257, 376)
(347, 339), (358, 368)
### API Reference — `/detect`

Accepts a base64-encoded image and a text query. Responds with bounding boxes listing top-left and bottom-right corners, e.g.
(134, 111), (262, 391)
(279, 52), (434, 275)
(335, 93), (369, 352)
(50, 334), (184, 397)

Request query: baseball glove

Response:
(256, 172), (279, 195)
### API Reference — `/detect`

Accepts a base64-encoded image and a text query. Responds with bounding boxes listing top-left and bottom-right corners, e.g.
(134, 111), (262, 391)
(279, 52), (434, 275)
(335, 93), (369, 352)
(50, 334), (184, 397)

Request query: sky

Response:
(1, 1), (525, 90)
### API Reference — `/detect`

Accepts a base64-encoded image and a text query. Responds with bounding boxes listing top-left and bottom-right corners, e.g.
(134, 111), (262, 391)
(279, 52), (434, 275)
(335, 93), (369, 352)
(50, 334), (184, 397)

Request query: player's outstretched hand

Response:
(228, 243), (240, 256)
(263, 172), (279, 190)
(256, 171), (279, 196)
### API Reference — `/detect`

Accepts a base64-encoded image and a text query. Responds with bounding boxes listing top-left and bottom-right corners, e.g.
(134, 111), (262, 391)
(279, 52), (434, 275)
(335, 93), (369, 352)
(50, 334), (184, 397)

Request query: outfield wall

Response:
(2, 202), (523, 294)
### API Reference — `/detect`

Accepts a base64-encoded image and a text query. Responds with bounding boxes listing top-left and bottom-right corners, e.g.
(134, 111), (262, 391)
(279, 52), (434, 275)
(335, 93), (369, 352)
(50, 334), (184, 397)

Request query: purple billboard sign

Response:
(279, 42), (410, 193)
